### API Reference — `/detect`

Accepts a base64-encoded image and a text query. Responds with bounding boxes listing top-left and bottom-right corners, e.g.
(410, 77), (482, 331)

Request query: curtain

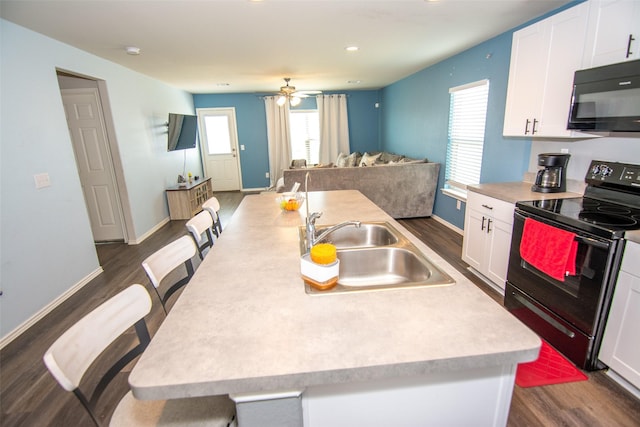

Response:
(316, 94), (350, 165)
(264, 96), (292, 188)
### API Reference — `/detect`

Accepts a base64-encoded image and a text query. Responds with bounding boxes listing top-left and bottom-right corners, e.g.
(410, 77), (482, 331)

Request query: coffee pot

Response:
(532, 153), (570, 193)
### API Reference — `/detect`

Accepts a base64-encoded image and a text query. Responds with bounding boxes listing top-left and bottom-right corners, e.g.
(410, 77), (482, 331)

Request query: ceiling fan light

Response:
(290, 96), (301, 106)
(277, 95), (287, 106)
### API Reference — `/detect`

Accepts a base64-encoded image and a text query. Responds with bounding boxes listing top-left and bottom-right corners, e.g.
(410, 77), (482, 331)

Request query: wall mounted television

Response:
(167, 113), (198, 151)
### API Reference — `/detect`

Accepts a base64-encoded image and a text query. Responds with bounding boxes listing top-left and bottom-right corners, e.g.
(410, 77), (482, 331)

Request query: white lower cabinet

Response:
(462, 191), (514, 292)
(599, 241), (640, 392)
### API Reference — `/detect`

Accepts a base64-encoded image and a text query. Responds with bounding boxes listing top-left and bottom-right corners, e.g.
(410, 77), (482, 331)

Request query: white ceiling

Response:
(0, 0), (571, 94)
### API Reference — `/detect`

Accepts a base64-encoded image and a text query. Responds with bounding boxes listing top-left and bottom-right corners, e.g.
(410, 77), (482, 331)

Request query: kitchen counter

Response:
(467, 181), (582, 204)
(129, 190), (540, 426)
(626, 230), (640, 244)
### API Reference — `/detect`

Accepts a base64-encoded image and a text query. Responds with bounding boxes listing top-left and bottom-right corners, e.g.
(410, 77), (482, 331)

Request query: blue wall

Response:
(193, 90), (381, 189)
(381, 33), (531, 229)
(380, 1), (583, 229)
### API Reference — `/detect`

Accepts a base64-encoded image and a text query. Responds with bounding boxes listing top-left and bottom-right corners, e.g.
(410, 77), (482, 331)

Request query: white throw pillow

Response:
(335, 152), (349, 167)
(359, 152), (382, 167)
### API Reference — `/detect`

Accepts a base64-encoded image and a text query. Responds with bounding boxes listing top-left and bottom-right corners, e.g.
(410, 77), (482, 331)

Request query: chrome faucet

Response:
(305, 212), (361, 252)
(304, 171), (361, 251)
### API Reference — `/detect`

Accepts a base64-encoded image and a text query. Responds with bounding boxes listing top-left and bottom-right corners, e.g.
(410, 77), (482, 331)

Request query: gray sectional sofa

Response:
(282, 154), (440, 218)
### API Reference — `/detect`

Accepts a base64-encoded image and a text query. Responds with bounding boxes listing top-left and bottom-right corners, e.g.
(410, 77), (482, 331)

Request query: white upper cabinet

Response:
(583, 0), (640, 68)
(503, 2), (593, 138)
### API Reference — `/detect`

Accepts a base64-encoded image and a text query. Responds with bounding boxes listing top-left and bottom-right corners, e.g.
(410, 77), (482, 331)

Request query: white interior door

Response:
(197, 108), (241, 191)
(62, 88), (125, 242)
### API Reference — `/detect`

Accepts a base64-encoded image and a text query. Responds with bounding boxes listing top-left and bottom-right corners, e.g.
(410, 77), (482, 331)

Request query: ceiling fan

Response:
(276, 77), (321, 107)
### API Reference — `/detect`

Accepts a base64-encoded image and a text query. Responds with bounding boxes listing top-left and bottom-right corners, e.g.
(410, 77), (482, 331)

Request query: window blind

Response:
(445, 79), (489, 188)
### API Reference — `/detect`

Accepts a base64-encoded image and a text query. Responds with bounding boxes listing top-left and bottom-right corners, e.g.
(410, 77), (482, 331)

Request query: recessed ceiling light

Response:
(125, 46), (141, 55)
(216, 83), (230, 87)
(345, 46), (359, 52)
(347, 80), (362, 84)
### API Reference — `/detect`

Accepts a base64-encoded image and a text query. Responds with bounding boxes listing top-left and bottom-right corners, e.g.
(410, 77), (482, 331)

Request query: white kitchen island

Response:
(129, 190), (540, 426)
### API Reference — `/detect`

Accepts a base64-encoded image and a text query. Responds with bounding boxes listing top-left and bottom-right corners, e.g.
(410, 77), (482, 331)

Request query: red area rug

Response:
(515, 340), (588, 387)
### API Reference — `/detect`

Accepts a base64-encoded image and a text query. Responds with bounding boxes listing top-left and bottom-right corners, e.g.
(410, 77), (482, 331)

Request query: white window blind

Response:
(445, 79), (489, 188)
(290, 110), (320, 165)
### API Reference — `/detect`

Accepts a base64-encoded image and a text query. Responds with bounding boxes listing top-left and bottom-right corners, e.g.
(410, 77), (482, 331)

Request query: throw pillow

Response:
(380, 152), (405, 163)
(335, 152), (349, 167)
(359, 152), (382, 167)
(346, 152), (359, 167)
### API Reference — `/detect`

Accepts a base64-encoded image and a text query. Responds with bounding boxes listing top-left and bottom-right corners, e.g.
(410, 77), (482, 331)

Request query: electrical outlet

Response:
(240, 145), (245, 150)
(561, 148), (569, 154)
(456, 200), (461, 210)
(265, 172), (270, 178)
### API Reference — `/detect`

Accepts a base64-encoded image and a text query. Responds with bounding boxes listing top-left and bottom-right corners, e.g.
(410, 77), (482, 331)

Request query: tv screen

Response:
(167, 113), (198, 151)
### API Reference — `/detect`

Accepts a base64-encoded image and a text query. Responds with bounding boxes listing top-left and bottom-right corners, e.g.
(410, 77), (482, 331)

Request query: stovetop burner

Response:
(578, 211), (638, 227)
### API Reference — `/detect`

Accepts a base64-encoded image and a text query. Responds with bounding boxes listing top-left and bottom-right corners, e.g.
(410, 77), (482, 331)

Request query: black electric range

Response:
(505, 160), (640, 370)
(517, 160), (640, 239)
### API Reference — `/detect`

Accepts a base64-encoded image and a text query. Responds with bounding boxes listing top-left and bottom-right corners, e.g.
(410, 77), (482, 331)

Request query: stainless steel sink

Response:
(299, 221), (455, 294)
(313, 222), (399, 249)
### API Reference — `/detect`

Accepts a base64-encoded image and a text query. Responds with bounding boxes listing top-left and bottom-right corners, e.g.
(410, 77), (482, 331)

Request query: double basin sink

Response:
(299, 221), (455, 294)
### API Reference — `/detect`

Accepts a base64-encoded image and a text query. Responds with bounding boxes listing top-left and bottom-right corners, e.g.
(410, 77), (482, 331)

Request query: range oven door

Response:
(505, 210), (621, 370)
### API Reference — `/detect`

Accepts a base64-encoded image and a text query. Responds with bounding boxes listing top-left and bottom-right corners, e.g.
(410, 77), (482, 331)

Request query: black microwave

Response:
(567, 59), (640, 132)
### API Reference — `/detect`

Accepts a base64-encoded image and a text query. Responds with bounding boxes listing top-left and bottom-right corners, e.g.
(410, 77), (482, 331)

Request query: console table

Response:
(166, 178), (212, 220)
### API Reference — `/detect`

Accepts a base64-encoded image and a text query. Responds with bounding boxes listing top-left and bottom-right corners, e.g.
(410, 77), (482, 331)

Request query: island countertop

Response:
(129, 190), (540, 400)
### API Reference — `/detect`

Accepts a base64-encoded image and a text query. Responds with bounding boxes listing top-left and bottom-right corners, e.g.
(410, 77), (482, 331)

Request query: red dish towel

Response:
(520, 218), (578, 282)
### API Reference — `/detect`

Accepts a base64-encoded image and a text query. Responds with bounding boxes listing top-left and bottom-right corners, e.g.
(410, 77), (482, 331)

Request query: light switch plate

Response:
(34, 173), (51, 189)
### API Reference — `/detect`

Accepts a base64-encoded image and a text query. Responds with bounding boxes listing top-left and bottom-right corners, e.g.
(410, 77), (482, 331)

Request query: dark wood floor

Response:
(1, 191), (638, 426)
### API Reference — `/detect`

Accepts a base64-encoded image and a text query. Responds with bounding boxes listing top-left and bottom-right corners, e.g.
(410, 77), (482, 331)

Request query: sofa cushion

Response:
(359, 152), (382, 167)
(399, 157), (427, 164)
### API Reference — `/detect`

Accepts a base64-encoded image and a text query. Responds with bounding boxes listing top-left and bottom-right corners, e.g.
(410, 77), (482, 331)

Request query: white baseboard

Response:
(467, 266), (505, 297)
(128, 217), (170, 245)
(0, 267), (103, 349)
(606, 369), (640, 401)
(431, 214), (464, 235)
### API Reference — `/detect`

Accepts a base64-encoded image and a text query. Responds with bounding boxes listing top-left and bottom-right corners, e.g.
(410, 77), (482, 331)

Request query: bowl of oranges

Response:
(276, 192), (305, 212)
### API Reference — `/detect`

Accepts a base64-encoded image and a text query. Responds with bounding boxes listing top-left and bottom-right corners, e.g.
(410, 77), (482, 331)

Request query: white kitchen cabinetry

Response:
(503, 2), (591, 138)
(582, 0), (640, 68)
(599, 241), (640, 394)
(462, 191), (514, 293)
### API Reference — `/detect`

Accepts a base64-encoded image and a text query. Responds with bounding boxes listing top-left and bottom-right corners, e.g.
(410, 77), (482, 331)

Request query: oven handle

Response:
(514, 211), (611, 250)
(510, 290), (576, 338)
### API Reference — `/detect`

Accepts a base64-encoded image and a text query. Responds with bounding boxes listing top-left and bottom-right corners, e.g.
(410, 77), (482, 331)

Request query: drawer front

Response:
(467, 191), (515, 225)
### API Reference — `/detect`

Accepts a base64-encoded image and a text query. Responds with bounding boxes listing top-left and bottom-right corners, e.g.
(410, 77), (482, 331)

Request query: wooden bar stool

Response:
(43, 284), (236, 426)
(141, 235), (197, 313)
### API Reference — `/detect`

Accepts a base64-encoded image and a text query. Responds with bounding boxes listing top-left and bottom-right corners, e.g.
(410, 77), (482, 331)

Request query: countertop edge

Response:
(132, 346), (541, 400)
(467, 181), (582, 204)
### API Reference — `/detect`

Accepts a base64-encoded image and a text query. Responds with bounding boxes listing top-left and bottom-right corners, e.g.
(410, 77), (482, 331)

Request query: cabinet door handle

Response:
(524, 119), (531, 135)
(532, 118), (539, 134)
(481, 204), (493, 210)
(487, 218), (492, 233)
(627, 34), (635, 58)
(481, 216), (486, 231)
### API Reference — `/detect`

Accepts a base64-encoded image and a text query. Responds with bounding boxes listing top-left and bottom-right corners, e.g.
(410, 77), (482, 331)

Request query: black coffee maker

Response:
(531, 153), (570, 193)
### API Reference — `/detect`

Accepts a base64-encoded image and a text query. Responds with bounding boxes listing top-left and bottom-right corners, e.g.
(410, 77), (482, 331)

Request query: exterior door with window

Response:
(197, 108), (241, 191)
